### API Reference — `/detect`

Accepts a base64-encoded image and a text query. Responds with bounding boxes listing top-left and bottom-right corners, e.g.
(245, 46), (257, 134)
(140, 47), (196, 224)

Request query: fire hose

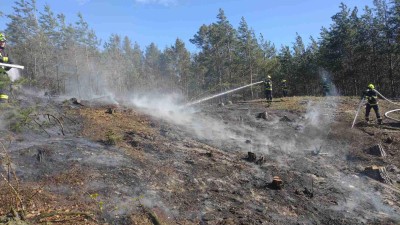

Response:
(374, 90), (400, 123)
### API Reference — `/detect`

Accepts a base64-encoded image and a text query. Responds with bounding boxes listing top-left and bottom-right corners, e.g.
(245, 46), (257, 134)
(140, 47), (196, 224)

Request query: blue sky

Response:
(1, 0), (373, 52)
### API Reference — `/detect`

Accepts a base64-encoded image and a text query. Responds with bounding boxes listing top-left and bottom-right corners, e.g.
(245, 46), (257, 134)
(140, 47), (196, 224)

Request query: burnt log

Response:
(70, 98), (84, 106)
(256, 155), (265, 165)
(385, 136), (394, 144)
(269, 176), (283, 190)
(105, 108), (115, 114)
(247, 152), (257, 162)
(256, 111), (268, 120)
(279, 115), (292, 122)
(36, 149), (45, 162)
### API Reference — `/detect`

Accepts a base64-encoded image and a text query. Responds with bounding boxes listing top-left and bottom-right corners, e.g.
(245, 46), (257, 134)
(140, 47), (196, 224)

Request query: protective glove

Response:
(1, 57), (8, 63)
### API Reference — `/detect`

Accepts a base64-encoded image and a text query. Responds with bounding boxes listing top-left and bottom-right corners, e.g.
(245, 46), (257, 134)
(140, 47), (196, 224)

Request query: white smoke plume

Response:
(332, 173), (400, 222)
(8, 68), (20, 81)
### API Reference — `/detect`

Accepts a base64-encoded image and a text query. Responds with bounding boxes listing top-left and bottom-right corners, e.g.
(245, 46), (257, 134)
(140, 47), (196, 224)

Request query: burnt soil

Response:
(0, 94), (399, 225)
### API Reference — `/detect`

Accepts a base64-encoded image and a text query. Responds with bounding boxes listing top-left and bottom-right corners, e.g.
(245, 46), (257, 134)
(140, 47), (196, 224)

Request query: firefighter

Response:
(0, 33), (13, 103)
(281, 79), (288, 97)
(264, 75), (272, 105)
(362, 84), (382, 125)
(322, 78), (331, 96)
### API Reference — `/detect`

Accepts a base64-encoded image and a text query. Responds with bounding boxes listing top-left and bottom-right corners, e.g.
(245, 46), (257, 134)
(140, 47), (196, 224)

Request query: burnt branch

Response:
(29, 113), (66, 137)
(33, 211), (96, 223)
(32, 118), (51, 137)
(45, 113), (65, 135)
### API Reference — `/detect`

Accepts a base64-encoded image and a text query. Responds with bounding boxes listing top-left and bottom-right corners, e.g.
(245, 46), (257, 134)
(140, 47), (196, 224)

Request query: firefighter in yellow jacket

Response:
(0, 33), (13, 103)
(361, 84), (383, 125)
(264, 75), (272, 105)
(281, 79), (288, 97)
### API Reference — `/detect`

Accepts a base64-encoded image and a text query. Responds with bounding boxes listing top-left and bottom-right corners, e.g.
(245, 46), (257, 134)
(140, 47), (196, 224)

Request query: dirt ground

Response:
(0, 93), (399, 225)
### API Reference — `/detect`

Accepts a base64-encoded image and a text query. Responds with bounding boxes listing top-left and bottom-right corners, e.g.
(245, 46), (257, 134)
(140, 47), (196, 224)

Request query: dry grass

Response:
(78, 108), (156, 148)
(258, 96), (353, 112)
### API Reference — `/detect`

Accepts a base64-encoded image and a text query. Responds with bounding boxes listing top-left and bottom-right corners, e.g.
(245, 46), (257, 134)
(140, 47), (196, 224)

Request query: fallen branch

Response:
(26, 183), (47, 203)
(0, 141), (20, 191)
(29, 113), (66, 137)
(34, 211), (96, 223)
(45, 114), (65, 135)
(32, 119), (51, 137)
(0, 173), (24, 213)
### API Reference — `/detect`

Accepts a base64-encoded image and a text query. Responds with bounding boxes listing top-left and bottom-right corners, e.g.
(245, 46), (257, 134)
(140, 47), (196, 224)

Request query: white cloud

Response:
(134, 0), (178, 6)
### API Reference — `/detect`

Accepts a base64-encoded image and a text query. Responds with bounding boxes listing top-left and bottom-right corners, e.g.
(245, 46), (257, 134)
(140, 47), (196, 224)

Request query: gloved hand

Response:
(1, 57), (8, 63)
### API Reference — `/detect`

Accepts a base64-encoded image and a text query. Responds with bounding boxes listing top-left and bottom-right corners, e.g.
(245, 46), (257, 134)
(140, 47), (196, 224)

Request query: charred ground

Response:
(0, 94), (399, 225)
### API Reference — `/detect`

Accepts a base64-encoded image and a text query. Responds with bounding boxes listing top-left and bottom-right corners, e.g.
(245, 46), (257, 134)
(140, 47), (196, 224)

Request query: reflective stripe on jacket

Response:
(265, 80), (272, 91)
(0, 49), (13, 71)
(282, 82), (288, 90)
(0, 94), (8, 99)
(362, 89), (378, 105)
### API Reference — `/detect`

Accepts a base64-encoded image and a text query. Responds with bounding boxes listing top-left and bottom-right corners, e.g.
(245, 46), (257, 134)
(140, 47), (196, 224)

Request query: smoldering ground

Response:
(127, 89), (399, 223)
(1, 61), (399, 224)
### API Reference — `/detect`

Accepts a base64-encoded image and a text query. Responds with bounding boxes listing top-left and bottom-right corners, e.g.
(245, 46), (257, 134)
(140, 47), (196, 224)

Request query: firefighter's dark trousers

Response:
(282, 90), (288, 97)
(265, 90), (272, 102)
(365, 104), (382, 123)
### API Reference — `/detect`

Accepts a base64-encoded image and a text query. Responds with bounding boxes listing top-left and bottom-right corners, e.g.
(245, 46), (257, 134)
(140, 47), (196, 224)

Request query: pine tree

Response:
(6, 0), (40, 84)
(144, 43), (161, 90)
(237, 17), (260, 98)
(190, 9), (237, 101)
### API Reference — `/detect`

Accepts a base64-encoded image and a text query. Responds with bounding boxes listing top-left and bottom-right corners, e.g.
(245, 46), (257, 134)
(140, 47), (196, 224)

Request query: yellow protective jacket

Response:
(0, 48), (12, 96)
(264, 79), (272, 91)
(362, 89), (378, 105)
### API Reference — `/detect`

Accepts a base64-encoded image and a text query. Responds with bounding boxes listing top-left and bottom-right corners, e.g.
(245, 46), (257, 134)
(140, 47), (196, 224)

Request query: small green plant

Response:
(132, 195), (145, 205)
(89, 193), (104, 212)
(110, 195), (145, 213)
(105, 130), (122, 145)
(7, 107), (36, 132)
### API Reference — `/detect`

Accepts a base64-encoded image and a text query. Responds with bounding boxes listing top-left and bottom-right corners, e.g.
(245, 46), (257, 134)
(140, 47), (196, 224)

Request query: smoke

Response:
(332, 173), (400, 222)
(128, 89), (342, 157)
(8, 68), (20, 81)
(319, 68), (339, 96)
(129, 93), (191, 125)
(129, 92), (277, 153)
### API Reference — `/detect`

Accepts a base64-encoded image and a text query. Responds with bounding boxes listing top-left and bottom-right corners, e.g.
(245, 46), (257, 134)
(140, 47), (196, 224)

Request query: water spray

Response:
(84, 95), (112, 101)
(186, 81), (264, 106)
(351, 98), (365, 129)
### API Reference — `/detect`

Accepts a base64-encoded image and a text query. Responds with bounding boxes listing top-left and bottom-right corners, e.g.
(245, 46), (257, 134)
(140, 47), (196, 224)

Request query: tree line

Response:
(1, 0), (400, 101)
